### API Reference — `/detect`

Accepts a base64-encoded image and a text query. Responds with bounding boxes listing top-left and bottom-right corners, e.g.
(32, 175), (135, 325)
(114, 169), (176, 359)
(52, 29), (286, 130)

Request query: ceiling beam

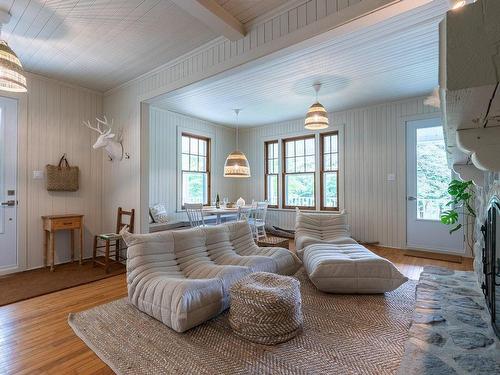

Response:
(171, 0), (246, 41)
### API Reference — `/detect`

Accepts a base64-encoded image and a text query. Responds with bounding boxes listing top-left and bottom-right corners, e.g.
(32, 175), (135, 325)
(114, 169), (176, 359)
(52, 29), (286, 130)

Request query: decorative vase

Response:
(236, 197), (245, 207)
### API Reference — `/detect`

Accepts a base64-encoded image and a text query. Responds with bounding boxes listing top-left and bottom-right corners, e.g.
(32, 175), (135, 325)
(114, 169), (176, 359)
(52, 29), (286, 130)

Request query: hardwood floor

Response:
(0, 247), (473, 374)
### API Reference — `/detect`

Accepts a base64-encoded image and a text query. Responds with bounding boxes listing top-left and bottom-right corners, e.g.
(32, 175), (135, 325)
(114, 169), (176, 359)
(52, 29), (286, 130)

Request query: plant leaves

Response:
(441, 210), (459, 225)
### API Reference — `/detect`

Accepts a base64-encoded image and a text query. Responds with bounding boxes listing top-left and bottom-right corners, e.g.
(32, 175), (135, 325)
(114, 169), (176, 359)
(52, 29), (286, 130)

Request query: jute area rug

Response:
(69, 269), (416, 375)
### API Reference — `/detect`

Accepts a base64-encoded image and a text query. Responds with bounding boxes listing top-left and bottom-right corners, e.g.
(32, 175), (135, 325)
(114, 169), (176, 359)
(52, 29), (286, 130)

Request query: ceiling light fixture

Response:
(304, 83), (329, 130)
(0, 9), (27, 93)
(224, 109), (251, 178)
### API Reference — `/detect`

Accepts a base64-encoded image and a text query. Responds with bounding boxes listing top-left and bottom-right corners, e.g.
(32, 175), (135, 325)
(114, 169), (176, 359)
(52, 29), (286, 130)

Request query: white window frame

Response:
(176, 126), (215, 211)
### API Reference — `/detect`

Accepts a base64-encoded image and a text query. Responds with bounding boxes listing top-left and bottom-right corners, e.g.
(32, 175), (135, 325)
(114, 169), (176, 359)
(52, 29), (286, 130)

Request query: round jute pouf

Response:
(229, 272), (303, 345)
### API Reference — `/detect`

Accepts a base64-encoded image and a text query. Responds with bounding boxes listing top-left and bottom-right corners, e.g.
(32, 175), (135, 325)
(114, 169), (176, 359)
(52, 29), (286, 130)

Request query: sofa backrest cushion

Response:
(122, 221), (257, 277)
(295, 210), (351, 240)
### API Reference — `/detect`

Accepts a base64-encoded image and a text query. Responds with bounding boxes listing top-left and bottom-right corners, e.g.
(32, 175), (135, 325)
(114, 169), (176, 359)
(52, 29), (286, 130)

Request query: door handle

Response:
(1, 200), (16, 206)
(407, 196), (417, 201)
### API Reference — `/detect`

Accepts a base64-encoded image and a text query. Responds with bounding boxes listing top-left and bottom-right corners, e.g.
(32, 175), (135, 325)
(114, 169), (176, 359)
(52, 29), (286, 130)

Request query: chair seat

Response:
(97, 233), (122, 241)
(247, 218), (265, 226)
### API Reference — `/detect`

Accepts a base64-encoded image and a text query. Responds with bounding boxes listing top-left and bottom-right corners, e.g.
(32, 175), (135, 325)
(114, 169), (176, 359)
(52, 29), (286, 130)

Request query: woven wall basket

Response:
(46, 155), (79, 192)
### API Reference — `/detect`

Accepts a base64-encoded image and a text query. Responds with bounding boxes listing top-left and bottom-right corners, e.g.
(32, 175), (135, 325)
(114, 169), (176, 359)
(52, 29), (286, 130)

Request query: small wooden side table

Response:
(42, 214), (84, 271)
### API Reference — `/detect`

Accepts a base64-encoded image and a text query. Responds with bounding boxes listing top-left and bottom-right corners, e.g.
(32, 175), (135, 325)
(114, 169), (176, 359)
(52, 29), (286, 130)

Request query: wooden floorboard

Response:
(0, 246), (474, 374)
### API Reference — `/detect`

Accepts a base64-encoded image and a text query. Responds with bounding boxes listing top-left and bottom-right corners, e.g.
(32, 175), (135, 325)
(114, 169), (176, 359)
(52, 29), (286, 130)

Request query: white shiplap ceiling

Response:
(0, 0), (224, 92)
(151, 0), (450, 127)
(215, 0), (291, 24)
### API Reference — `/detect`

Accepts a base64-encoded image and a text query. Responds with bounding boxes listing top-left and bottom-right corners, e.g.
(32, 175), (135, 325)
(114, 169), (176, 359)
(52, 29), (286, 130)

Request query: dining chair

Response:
(237, 205), (251, 221)
(185, 203), (206, 228)
(248, 201), (268, 240)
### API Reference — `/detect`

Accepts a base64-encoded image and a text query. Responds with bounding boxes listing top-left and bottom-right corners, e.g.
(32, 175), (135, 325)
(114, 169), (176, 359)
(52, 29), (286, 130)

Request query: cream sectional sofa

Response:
(122, 221), (301, 333)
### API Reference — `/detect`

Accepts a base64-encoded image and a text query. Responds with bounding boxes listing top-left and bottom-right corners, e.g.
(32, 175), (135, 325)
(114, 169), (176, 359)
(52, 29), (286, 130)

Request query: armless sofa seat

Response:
(122, 221), (301, 333)
(294, 209), (357, 260)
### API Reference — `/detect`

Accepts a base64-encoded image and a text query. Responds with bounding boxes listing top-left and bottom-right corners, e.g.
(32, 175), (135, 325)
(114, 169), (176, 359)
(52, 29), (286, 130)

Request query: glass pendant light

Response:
(224, 109), (251, 178)
(0, 10), (27, 93)
(304, 83), (328, 130)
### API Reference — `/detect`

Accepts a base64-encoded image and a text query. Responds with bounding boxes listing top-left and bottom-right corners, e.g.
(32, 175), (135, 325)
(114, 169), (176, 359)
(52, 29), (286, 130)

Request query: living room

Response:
(0, 0), (499, 374)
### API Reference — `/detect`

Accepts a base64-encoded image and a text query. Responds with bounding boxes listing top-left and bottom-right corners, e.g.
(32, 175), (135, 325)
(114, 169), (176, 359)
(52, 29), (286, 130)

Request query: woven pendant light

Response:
(224, 109), (251, 178)
(0, 10), (27, 93)
(304, 83), (328, 130)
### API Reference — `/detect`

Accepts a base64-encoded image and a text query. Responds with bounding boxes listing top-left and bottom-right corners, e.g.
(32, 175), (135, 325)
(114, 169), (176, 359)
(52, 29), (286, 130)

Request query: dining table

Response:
(203, 206), (252, 224)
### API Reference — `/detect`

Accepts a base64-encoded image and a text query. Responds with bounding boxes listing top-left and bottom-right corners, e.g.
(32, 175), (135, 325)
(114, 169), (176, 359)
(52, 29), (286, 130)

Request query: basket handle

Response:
(57, 153), (70, 168)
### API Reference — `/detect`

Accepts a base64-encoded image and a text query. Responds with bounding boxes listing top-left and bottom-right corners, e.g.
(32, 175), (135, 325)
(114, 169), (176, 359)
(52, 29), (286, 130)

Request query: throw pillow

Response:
(150, 204), (169, 223)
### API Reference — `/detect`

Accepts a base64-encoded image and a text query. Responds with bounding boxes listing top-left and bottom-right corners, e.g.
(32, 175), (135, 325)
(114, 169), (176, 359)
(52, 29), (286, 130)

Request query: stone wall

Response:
(474, 172), (500, 284)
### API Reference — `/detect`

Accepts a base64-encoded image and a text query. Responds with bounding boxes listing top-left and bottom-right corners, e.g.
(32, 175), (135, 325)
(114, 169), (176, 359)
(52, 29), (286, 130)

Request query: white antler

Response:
(96, 116), (114, 135)
(82, 119), (104, 134)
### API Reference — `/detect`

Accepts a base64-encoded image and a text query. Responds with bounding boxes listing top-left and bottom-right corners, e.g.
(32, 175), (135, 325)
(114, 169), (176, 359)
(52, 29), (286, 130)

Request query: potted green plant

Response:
(440, 179), (475, 234)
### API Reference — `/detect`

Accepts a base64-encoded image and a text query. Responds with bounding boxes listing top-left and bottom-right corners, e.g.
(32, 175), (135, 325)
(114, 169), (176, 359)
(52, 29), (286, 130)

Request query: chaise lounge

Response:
(295, 210), (407, 294)
(122, 221), (301, 332)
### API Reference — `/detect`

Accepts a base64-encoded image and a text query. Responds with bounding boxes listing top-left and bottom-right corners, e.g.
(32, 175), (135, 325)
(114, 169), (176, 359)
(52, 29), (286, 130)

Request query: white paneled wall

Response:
(237, 96), (439, 249)
(18, 73), (103, 270)
(149, 108), (236, 220)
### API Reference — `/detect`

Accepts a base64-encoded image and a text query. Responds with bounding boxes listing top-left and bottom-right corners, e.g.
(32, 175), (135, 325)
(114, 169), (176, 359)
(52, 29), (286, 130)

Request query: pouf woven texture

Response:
(229, 272), (303, 345)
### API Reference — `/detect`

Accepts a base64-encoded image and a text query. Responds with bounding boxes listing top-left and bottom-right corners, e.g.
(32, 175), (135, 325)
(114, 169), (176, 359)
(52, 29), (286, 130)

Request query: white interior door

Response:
(406, 117), (464, 254)
(0, 96), (18, 272)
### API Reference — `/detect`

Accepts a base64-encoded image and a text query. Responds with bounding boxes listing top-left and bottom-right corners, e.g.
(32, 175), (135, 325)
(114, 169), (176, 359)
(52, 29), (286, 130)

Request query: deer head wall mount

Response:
(83, 116), (124, 161)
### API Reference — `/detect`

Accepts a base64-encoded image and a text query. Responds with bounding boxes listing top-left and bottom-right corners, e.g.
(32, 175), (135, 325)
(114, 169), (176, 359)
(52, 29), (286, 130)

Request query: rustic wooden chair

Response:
(93, 207), (135, 273)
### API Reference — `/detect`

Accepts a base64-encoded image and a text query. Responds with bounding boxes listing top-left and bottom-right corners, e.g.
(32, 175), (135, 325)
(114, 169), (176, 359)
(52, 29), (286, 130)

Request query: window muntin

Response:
(181, 133), (210, 206)
(265, 141), (279, 207)
(283, 136), (316, 209)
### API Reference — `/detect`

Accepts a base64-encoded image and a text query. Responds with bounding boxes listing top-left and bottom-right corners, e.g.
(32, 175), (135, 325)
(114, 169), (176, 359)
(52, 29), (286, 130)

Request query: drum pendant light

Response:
(304, 83), (328, 130)
(0, 10), (27, 93)
(224, 109), (251, 178)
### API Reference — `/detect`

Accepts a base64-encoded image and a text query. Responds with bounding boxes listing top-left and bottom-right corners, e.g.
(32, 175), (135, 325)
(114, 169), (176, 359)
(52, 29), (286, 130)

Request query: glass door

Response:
(406, 117), (464, 253)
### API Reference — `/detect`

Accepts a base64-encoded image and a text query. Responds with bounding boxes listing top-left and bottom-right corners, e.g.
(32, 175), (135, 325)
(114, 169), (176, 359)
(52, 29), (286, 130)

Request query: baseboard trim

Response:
(404, 249), (463, 264)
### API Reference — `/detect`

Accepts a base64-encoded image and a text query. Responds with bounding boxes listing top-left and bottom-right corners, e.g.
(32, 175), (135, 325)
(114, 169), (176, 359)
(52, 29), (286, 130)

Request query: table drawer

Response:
(51, 218), (81, 230)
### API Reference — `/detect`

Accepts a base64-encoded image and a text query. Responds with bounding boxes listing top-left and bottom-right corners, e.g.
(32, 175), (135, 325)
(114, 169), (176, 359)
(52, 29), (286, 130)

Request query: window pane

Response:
(182, 136), (190, 153)
(182, 172), (208, 205)
(285, 173), (315, 207)
(286, 157), (295, 173)
(182, 154), (189, 170)
(296, 156), (305, 172)
(268, 143), (276, 159)
(305, 156), (315, 172)
(286, 141), (295, 157)
(296, 140), (305, 156)
(190, 138), (198, 155)
(199, 139), (207, 156)
(190, 155), (198, 170)
(324, 136), (331, 153)
(416, 126), (450, 220)
(331, 135), (338, 152)
(272, 143), (278, 158)
(331, 154), (338, 170)
(199, 156), (207, 171)
(323, 172), (338, 208)
(323, 154), (331, 170)
(267, 175), (278, 206)
(273, 159), (278, 174)
(305, 138), (315, 155)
